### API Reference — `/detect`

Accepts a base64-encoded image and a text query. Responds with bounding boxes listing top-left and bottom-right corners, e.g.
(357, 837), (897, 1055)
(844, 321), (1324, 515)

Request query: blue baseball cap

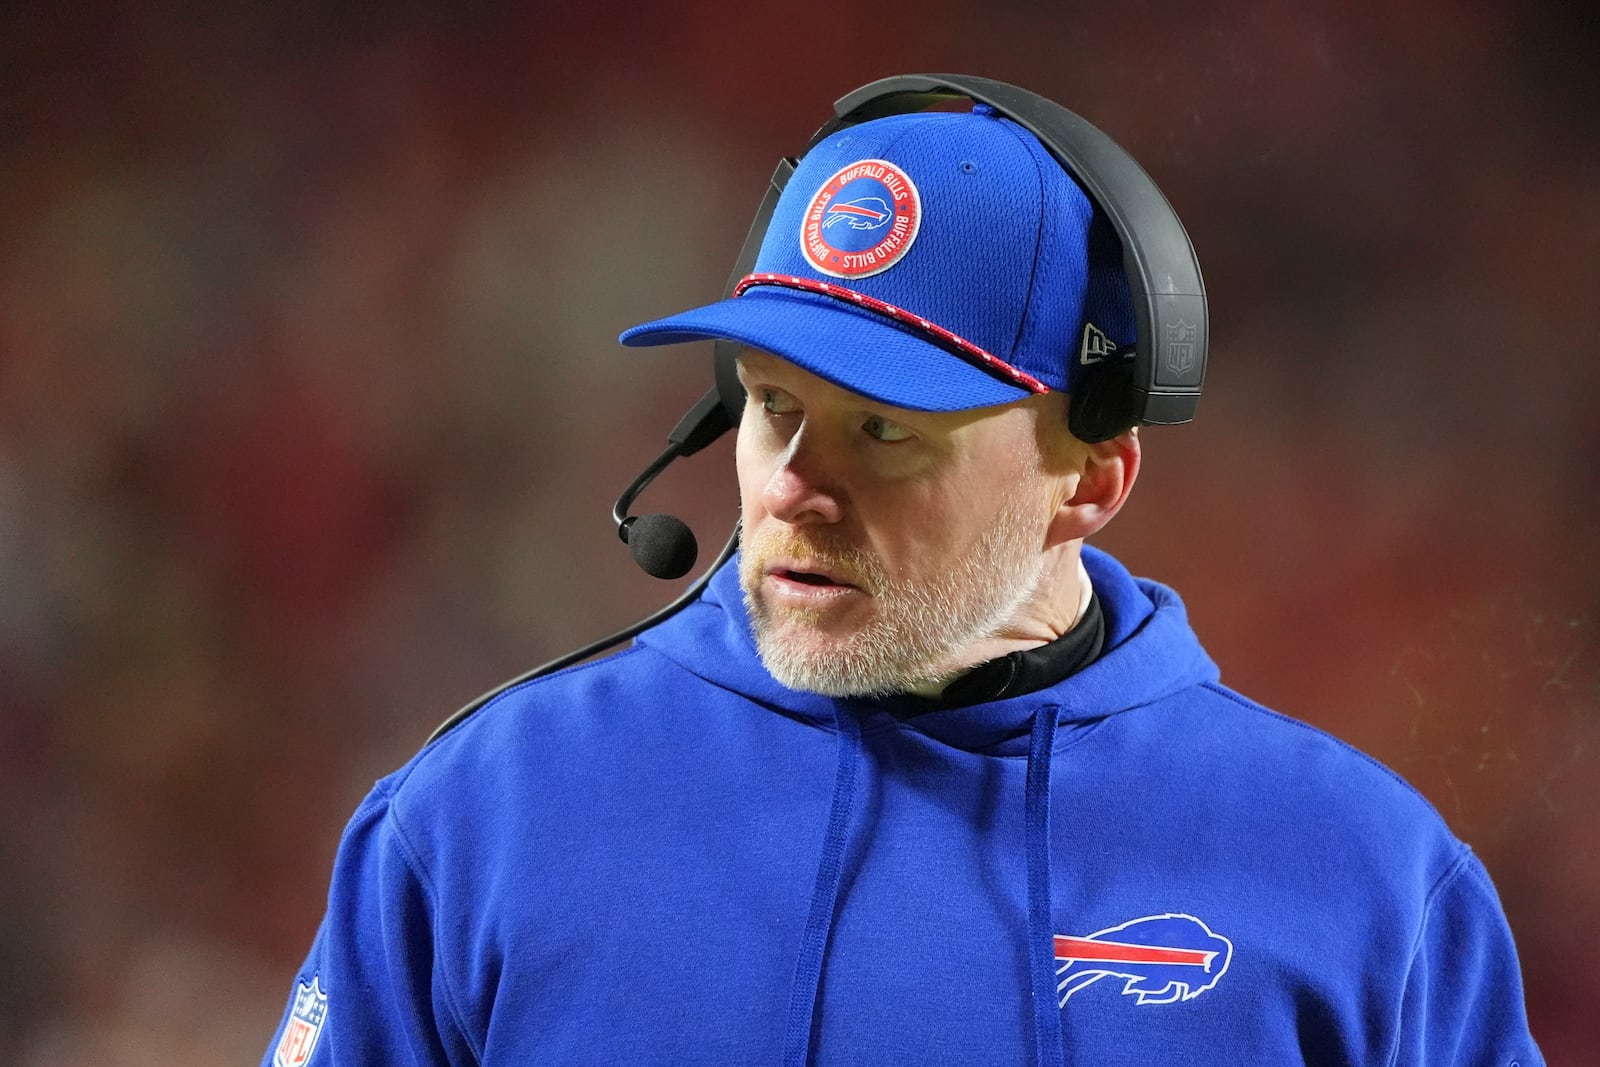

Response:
(619, 105), (1135, 412)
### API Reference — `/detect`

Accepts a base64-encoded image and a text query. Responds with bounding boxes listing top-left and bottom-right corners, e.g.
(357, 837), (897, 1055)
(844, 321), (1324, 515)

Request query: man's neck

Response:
(905, 555), (1093, 699)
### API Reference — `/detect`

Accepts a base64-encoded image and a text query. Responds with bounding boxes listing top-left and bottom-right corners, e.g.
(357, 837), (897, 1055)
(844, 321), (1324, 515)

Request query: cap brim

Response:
(619, 288), (1033, 412)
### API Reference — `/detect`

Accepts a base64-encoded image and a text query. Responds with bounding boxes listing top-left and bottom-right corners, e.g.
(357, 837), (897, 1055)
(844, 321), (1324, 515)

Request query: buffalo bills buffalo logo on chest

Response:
(1055, 913), (1233, 1006)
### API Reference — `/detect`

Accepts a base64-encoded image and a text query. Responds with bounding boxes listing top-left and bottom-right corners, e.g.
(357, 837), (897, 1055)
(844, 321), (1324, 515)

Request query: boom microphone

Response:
(611, 386), (736, 579)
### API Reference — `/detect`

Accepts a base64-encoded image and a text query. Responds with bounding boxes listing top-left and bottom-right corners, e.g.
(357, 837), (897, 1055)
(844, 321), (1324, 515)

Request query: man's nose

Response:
(762, 434), (844, 526)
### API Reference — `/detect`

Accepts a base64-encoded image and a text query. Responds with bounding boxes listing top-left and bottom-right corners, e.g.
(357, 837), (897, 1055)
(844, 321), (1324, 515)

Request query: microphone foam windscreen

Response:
(628, 513), (698, 580)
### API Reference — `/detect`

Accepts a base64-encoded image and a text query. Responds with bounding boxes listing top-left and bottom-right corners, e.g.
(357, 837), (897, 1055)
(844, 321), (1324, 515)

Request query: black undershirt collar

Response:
(906, 590), (1106, 711)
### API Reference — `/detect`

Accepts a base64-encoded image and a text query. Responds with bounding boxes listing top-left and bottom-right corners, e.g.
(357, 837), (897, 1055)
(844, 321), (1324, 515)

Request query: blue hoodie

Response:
(265, 547), (1543, 1066)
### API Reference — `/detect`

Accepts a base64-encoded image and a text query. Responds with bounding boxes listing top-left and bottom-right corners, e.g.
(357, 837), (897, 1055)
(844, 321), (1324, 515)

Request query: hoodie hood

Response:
(636, 544), (1219, 755)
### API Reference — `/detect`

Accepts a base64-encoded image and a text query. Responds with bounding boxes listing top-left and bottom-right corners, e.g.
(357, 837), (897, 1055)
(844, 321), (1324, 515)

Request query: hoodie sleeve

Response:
(261, 789), (478, 1067)
(1388, 851), (1544, 1067)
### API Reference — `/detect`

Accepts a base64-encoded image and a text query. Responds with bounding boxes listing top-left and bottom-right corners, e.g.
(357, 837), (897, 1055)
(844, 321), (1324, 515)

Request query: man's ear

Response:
(1045, 427), (1141, 548)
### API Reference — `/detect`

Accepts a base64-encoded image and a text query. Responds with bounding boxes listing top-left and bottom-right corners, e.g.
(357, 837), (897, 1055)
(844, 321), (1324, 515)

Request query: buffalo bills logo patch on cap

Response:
(800, 159), (921, 278)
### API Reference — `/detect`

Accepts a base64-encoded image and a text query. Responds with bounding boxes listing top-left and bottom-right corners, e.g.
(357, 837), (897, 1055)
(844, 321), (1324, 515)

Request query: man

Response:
(266, 89), (1543, 1065)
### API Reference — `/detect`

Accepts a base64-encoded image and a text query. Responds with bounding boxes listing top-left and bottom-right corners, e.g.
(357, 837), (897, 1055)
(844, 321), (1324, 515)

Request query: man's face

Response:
(734, 350), (1070, 697)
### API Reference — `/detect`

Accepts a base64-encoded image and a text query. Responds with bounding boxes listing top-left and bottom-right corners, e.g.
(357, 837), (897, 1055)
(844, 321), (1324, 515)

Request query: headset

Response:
(426, 73), (1207, 744)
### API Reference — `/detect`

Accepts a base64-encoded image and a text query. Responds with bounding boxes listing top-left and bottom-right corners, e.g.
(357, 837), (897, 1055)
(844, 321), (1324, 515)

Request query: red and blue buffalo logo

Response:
(1055, 913), (1233, 1006)
(823, 195), (892, 231)
(800, 158), (921, 279)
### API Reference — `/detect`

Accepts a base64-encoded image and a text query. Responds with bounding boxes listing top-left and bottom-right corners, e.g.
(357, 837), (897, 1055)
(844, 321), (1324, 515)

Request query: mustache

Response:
(744, 529), (887, 592)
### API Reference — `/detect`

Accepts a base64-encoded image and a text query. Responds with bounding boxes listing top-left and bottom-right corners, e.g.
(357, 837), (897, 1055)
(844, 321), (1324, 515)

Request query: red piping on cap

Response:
(732, 273), (1050, 395)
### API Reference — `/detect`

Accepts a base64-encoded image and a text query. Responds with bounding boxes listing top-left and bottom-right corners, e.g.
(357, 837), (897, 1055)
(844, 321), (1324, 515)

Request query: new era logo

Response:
(1079, 322), (1114, 365)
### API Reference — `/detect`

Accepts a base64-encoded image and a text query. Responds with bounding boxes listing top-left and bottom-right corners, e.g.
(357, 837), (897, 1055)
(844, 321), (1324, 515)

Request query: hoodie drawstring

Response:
(783, 704), (862, 1067)
(1025, 708), (1064, 1067)
(783, 706), (1062, 1066)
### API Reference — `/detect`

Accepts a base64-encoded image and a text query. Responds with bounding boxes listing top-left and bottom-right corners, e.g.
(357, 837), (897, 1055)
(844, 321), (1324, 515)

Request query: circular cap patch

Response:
(799, 159), (922, 279)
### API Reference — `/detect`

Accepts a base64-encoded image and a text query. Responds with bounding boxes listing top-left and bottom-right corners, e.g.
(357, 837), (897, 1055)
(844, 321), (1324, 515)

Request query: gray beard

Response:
(739, 494), (1048, 697)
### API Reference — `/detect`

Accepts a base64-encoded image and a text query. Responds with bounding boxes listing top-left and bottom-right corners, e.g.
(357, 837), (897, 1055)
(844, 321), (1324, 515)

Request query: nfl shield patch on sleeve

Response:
(274, 976), (329, 1067)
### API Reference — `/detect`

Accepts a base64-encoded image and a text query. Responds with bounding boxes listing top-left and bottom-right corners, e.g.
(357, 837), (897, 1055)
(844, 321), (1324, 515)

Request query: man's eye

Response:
(757, 388), (798, 415)
(862, 414), (913, 442)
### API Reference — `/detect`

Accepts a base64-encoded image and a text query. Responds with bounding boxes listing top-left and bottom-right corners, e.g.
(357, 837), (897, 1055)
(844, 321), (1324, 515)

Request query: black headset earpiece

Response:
(712, 73), (1207, 443)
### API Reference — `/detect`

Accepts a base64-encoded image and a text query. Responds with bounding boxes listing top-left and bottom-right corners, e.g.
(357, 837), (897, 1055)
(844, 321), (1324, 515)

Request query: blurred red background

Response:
(1, 1), (1595, 1062)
